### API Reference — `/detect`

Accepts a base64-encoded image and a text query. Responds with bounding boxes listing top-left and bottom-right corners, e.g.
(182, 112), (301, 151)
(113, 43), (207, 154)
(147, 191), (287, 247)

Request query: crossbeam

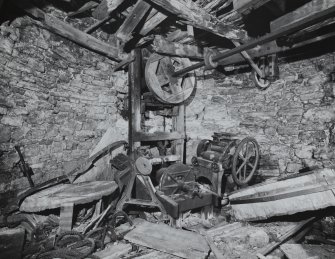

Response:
(14, 1), (122, 62)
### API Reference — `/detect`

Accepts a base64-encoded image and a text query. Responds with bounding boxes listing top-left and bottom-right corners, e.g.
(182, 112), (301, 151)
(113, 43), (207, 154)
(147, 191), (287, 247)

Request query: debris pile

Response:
(1, 142), (335, 259)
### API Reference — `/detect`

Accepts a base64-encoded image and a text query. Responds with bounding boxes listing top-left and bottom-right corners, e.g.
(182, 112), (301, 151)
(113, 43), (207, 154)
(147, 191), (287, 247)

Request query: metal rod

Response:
(172, 6), (335, 77)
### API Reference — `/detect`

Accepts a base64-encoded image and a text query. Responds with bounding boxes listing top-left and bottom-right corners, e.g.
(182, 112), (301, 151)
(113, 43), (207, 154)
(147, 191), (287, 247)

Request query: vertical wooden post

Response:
(172, 105), (185, 162)
(128, 49), (142, 158)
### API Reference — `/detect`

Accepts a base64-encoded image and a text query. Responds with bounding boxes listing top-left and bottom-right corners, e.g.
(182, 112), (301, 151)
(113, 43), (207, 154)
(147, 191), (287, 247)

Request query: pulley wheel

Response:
(231, 137), (259, 186)
(145, 53), (196, 104)
(135, 157), (152, 175)
(158, 163), (195, 195)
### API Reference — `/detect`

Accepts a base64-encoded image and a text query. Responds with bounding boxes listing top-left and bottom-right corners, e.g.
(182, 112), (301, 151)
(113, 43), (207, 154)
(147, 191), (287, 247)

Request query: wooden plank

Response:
(13, 2), (121, 62)
(92, 0), (124, 20)
(271, 0), (335, 31)
(124, 221), (209, 259)
(134, 131), (185, 142)
(229, 169), (335, 221)
(139, 9), (167, 36)
(145, 0), (246, 40)
(116, 0), (151, 43)
(153, 35), (203, 59)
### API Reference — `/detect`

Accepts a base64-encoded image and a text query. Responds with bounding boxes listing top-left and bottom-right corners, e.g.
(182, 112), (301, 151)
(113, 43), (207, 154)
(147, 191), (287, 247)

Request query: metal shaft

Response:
(172, 6), (335, 78)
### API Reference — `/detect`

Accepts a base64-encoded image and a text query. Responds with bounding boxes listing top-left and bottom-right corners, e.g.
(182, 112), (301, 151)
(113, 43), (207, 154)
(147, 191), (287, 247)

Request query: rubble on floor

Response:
(1, 152), (335, 258)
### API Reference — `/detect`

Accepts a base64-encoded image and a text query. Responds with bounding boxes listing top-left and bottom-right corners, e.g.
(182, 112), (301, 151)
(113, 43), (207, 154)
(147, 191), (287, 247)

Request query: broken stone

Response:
(247, 229), (270, 248)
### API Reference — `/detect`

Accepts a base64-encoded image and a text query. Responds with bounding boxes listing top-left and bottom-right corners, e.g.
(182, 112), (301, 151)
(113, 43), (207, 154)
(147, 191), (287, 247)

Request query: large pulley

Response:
(145, 53), (196, 104)
(231, 137), (260, 186)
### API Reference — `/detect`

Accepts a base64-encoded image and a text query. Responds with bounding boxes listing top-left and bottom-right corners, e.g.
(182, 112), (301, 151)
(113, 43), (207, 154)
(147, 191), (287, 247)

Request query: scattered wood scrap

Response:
(124, 220), (210, 259)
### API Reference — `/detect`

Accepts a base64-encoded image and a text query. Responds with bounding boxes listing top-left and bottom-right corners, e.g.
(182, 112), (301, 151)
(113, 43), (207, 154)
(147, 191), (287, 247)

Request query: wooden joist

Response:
(14, 2), (122, 62)
(139, 8), (167, 36)
(116, 0), (151, 43)
(153, 35), (203, 59)
(92, 0), (124, 20)
(271, 0), (335, 31)
(145, 0), (247, 40)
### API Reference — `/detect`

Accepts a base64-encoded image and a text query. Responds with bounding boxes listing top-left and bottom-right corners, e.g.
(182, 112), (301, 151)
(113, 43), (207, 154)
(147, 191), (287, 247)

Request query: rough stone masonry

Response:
(0, 15), (334, 204)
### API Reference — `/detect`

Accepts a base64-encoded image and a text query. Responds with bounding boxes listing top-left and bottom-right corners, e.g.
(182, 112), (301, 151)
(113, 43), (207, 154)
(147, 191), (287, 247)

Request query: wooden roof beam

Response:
(144, 0), (247, 40)
(139, 8), (167, 36)
(116, 0), (151, 43)
(13, 1), (122, 62)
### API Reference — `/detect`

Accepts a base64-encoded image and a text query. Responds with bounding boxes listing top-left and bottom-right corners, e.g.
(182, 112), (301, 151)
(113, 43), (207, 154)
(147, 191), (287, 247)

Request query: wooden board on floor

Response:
(280, 244), (335, 259)
(229, 168), (335, 221)
(124, 221), (209, 259)
(20, 181), (118, 212)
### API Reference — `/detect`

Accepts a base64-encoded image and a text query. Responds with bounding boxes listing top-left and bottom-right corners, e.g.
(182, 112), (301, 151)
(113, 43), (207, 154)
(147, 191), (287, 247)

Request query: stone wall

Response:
(186, 54), (335, 178)
(0, 16), (128, 195)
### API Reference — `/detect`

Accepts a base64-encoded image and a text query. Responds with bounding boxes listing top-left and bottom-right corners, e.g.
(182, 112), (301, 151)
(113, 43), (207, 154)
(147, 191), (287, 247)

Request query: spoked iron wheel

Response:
(232, 137), (260, 186)
(145, 53), (196, 104)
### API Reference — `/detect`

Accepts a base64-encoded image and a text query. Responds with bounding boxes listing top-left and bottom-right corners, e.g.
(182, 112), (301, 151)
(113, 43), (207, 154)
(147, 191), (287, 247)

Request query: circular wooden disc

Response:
(135, 157), (152, 175)
(20, 181), (118, 212)
(145, 53), (196, 104)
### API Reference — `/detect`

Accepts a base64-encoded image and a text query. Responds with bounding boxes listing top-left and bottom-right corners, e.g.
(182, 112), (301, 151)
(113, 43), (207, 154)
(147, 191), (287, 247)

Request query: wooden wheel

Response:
(145, 53), (196, 104)
(158, 163), (195, 195)
(232, 137), (259, 186)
